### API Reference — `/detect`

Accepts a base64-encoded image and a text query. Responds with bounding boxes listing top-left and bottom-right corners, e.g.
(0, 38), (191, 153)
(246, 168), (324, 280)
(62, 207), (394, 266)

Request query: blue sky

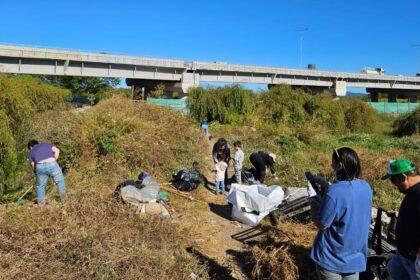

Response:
(0, 0), (419, 90)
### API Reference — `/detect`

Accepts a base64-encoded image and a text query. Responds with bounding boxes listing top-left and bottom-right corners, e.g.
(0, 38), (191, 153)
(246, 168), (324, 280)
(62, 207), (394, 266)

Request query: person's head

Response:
(233, 141), (242, 151)
(381, 159), (419, 194)
(137, 172), (149, 183)
(27, 140), (39, 151)
(216, 153), (225, 163)
(331, 147), (361, 181)
(217, 138), (227, 149)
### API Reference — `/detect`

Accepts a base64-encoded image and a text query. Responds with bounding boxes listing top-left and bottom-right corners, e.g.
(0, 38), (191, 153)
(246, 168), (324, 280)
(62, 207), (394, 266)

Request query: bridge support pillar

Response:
(334, 80), (347, 97)
(181, 72), (200, 93)
(408, 96), (417, 103)
(388, 93), (397, 103)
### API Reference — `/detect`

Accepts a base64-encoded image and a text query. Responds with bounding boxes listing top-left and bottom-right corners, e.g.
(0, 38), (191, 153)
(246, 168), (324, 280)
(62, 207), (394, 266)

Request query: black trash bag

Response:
(172, 169), (202, 191)
(241, 167), (255, 184)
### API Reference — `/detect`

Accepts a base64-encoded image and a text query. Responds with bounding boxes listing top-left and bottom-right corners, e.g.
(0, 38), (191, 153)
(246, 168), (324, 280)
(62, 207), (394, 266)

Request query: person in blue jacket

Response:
(310, 147), (373, 280)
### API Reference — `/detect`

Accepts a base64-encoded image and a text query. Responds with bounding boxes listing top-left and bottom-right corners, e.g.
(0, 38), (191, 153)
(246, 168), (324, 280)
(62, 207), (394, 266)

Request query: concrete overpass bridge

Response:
(0, 44), (419, 102)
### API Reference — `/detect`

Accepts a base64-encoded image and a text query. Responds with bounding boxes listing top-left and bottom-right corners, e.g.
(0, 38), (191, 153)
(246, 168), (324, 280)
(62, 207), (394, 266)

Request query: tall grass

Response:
(188, 84), (381, 134)
(0, 74), (70, 193)
(187, 85), (255, 124)
(393, 106), (420, 136)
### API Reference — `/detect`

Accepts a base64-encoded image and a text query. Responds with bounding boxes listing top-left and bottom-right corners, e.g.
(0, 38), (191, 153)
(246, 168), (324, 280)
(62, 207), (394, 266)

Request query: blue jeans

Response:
(35, 162), (66, 203)
(387, 252), (418, 280)
(316, 266), (359, 280)
(201, 124), (209, 135)
(214, 180), (225, 193)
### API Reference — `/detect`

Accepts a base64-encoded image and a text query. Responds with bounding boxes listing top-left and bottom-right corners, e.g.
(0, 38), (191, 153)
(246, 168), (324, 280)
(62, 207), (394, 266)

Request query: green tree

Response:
(36, 76), (120, 104)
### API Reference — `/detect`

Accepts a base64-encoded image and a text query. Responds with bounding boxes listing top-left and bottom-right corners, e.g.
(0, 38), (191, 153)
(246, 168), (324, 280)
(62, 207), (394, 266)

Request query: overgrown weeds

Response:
(0, 96), (211, 278)
(0, 74), (70, 194)
(188, 84), (381, 134)
(393, 106), (420, 136)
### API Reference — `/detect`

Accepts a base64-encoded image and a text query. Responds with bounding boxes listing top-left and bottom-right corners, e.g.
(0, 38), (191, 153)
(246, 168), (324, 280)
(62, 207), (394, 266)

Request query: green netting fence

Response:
(147, 98), (188, 114)
(147, 98), (418, 116)
(367, 102), (419, 114)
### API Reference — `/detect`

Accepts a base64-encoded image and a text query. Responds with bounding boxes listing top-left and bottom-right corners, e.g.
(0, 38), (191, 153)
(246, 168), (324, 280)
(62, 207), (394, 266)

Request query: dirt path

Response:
(174, 137), (251, 279)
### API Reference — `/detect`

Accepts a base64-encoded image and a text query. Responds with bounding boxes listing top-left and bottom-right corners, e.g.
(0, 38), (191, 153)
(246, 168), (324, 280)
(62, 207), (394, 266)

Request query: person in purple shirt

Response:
(310, 147), (372, 280)
(27, 140), (66, 204)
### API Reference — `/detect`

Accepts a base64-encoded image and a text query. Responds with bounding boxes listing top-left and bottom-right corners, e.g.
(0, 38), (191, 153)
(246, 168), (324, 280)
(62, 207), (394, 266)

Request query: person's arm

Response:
(31, 162), (35, 171)
(52, 146), (60, 160)
(268, 163), (278, 179)
(313, 194), (337, 231)
(233, 152), (239, 166)
(225, 147), (231, 163)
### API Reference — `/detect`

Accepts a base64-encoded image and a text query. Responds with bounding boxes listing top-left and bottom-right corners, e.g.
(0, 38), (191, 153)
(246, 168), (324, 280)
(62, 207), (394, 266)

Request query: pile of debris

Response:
(115, 172), (172, 217)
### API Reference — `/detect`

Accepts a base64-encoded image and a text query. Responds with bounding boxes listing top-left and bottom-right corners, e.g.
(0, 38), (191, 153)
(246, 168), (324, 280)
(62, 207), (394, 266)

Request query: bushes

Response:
(0, 74), (70, 194)
(33, 96), (207, 180)
(338, 98), (380, 133)
(259, 85), (310, 126)
(187, 85), (255, 124)
(393, 106), (420, 136)
(0, 111), (20, 193)
(189, 84), (381, 134)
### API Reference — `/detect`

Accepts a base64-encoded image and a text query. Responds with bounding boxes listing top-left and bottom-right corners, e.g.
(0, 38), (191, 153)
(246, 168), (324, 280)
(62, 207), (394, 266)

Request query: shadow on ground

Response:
(209, 203), (232, 221)
(187, 247), (234, 280)
(202, 175), (215, 192)
(226, 249), (254, 279)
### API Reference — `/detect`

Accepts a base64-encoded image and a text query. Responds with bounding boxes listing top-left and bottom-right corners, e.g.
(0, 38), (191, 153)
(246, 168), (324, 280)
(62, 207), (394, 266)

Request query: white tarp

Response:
(120, 177), (160, 206)
(227, 183), (284, 226)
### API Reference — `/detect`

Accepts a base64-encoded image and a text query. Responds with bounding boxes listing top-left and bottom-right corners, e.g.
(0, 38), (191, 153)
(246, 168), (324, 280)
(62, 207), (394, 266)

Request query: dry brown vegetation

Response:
(250, 222), (317, 280)
(0, 96), (211, 279)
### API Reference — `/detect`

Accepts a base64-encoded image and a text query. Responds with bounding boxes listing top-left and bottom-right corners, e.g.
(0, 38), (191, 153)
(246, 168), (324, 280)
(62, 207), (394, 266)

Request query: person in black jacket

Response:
(382, 159), (420, 280)
(249, 151), (278, 183)
(212, 138), (231, 186)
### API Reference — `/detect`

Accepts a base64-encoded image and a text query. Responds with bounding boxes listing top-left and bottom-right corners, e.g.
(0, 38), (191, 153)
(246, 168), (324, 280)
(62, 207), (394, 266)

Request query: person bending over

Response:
(27, 140), (66, 204)
(249, 151), (277, 183)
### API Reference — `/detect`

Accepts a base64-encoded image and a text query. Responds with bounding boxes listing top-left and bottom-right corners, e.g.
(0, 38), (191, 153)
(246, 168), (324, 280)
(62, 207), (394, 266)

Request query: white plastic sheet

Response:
(227, 183), (284, 226)
(120, 177), (160, 206)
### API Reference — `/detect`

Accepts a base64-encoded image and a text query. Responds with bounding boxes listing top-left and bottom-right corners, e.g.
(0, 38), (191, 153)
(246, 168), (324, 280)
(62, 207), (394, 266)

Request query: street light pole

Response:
(296, 28), (309, 69)
(300, 36), (303, 68)
(412, 44), (420, 73)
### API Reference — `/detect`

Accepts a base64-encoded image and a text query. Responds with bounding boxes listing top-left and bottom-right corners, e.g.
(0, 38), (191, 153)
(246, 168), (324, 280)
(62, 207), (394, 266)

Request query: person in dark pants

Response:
(382, 159), (420, 280)
(212, 138), (231, 186)
(249, 151), (278, 183)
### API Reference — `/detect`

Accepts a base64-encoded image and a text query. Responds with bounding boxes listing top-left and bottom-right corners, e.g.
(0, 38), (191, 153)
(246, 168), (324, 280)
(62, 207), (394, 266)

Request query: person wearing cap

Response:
(382, 159), (420, 280)
(310, 147), (372, 280)
(249, 151), (278, 184)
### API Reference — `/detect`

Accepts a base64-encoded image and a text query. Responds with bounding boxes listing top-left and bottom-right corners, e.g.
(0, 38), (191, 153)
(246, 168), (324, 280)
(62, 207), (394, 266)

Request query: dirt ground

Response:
(171, 136), (252, 279)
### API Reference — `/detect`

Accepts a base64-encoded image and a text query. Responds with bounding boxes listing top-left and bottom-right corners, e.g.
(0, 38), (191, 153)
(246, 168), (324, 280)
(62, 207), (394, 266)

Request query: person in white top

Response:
(214, 153), (228, 194)
(233, 141), (244, 184)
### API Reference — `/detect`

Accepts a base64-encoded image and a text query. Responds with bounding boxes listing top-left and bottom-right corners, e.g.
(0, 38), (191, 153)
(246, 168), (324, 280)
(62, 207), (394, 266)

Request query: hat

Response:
(138, 172), (149, 180)
(381, 159), (416, 180)
(269, 153), (277, 163)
